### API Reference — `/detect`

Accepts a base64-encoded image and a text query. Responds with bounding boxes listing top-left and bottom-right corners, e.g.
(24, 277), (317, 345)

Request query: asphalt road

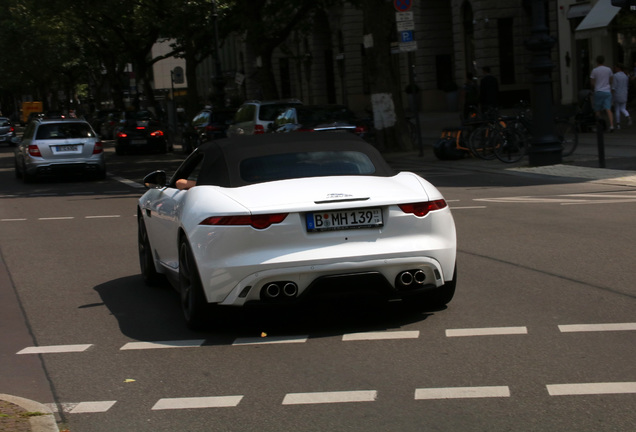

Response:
(1, 141), (635, 432)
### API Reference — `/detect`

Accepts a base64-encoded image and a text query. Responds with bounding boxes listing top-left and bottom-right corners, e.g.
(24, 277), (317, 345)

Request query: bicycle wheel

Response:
(554, 120), (578, 157)
(494, 127), (526, 163)
(468, 124), (497, 160)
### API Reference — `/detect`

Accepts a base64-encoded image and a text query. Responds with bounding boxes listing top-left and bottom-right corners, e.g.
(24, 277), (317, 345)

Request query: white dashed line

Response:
(120, 340), (205, 350)
(232, 335), (308, 345)
(37, 217), (74, 221)
(1, 218), (27, 222)
(414, 386), (511, 400)
(547, 382), (636, 396)
(558, 323), (636, 332)
(17, 344), (93, 354)
(85, 215), (121, 219)
(342, 331), (420, 341)
(110, 175), (145, 189)
(69, 401), (117, 413)
(282, 390), (377, 405)
(445, 326), (528, 337)
(152, 396), (243, 410)
(450, 206), (487, 210)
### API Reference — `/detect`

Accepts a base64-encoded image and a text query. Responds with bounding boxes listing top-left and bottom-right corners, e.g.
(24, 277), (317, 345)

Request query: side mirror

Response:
(143, 170), (167, 189)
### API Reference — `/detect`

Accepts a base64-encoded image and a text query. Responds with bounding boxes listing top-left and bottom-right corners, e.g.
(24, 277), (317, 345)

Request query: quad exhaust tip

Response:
(396, 269), (427, 289)
(262, 282), (298, 300)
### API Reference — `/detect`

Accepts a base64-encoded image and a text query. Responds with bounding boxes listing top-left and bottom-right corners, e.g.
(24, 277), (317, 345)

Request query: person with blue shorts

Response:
(590, 55), (614, 131)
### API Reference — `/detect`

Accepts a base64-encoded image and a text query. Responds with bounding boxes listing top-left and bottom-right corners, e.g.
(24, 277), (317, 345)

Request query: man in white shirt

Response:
(612, 63), (631, 128)
(590, 55), (614, 131)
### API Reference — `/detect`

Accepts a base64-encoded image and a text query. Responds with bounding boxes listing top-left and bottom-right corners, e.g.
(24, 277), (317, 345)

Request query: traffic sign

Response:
(395, 11), (413, 22)
(397, 20), (414, 31)
(399, 30), (414, 43)
(394, 0), (412, 12)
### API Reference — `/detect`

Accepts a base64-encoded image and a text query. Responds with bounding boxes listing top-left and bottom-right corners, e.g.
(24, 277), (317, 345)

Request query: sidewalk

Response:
(392, 110), (636, 186)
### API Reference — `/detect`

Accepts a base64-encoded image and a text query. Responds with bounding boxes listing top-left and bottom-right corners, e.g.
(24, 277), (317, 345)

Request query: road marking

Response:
(111, 175), (145, 189)
(69, 401), (117, 413)
(561, 198), (636, 206)
(85, 215), (121, 219)
(152, 396), (243, 410)
(342, 330), (419, 341)
(558, 323), (636, 332)
(450, 206), (487, 210)
(120, 340), (206, 350)
(37, 216), (74, 221)
(1, 218), (27, 222)
(17, 344), (93, 354)
(282, 390), (377, 405)
(415, 386), (510, 400)
(547, 382), (636, 396)
(445, 326), (528, 337)
(232, 335), (308, 345)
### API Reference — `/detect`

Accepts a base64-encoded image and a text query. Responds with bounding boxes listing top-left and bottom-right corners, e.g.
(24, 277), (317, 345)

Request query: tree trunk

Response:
(361, 0), (411, 151)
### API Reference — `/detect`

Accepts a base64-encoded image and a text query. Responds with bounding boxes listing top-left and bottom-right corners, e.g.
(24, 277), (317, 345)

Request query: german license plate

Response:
(131, 139), (146, 145)
(55, 144), (78, 152)
(306, 208), (383, 232)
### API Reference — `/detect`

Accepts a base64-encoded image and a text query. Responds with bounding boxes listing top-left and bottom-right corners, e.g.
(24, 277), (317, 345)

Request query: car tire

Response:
(14, 158), (22, 179)
(179, 238), (211, 330)
(138, 216), (162, 286)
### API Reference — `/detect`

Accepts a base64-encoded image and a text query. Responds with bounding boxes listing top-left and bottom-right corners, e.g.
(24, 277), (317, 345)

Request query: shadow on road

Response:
(93, 275), (437, 344)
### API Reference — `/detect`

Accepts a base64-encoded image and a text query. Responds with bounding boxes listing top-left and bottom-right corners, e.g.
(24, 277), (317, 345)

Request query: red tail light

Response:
(28, 145), (41, 157)
(93, 141), (103, 154)
(10, 126), (15, 133)
(398, 200), (447, 217)
(199, 213), (288, 230)
(117, 131), (128, 138)
(150, 130), (164, 137)
(354, 125), (367, 134)
(136, 126), (146, 130)
(205, 125), (220, 132)
(254, 124), (265, 134)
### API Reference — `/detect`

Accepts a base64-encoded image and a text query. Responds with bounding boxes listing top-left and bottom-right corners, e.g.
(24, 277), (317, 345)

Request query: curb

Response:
(0, 394), (58, 432)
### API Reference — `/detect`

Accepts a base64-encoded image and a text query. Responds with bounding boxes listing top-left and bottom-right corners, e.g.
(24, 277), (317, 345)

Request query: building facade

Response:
(185, 1), (631, 119)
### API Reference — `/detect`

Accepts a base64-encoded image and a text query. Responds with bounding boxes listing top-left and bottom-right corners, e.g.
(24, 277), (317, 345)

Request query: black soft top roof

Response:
(192, 133), (396, 188)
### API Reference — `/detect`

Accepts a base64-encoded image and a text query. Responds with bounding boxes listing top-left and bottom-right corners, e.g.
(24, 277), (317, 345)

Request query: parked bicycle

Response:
(468, 104), (578, 163)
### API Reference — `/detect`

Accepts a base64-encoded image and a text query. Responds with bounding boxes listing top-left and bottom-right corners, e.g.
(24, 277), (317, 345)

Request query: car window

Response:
(240, 151), (376, 184)
(192, 112), (210, 127)
(0, 119), (10, 127)
(259, 104), (289, 121)
(36, 123), (95, 140)
(23, 122), (36, 140)
(234, 105), (255, 123)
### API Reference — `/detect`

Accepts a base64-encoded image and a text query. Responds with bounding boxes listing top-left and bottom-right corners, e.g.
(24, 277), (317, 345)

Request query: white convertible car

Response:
(138, 133), (456, 328)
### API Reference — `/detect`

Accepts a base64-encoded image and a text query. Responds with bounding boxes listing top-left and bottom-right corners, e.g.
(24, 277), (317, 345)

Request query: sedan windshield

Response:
(35, 123), (95, 139)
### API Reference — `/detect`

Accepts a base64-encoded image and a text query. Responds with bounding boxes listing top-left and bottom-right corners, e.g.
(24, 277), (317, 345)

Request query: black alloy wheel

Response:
(138, 216), (161, 286)
(179, 239), (211, 330)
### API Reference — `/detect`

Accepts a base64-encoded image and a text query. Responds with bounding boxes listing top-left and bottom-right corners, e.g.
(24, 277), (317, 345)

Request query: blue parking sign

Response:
(400, 30), (414, 43)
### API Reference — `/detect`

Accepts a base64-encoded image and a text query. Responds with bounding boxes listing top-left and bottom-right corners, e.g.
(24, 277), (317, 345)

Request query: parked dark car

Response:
(115, 110), (171, 155)
(183, 108), (235, 152)
(100, 111), (125, 140)
(270, 105), (372, 141)
(0, 117), (16, 146)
